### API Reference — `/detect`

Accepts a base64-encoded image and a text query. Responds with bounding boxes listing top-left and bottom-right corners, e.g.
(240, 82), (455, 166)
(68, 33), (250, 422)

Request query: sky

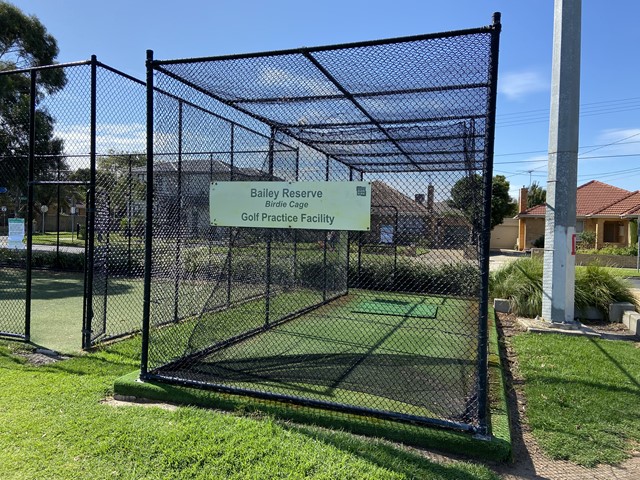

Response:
(7, 0), (640, 199)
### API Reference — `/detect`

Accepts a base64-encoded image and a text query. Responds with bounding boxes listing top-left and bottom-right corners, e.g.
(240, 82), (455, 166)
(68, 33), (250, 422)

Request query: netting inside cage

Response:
(145, 20), (499, 433)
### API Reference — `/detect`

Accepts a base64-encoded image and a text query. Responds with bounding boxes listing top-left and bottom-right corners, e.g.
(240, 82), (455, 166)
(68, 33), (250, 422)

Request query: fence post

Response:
(25, 68), (37, 342)
(476, 12), (501, 436)
(264, 127), (275, 326)
(227, 125), (234, 307)
(173, 100), (184, 323)
(127, 154), (133, 275)
(323, 155), (329, 299)
(141, 50), (154, 377)
(82, 55), (98, 350)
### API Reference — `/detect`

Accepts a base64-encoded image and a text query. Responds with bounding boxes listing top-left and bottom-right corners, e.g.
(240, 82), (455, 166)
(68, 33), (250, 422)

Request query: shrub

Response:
(577, 230), (595, 249)
(490, 257), (637, 319)
(103, 244), (145, 274)
(489, 257), (543, 318)
(596, 245), (637, 256)
(0, 248), (85, 271)
(532, 235), (545, 248)
(349, 257), (480, 296)
(575, 263), (637, 317)
(297, 260), (347, 291)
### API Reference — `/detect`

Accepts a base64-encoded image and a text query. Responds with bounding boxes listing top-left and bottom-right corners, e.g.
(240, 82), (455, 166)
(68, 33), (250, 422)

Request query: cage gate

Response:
(141, 14), (501, 435)
(0, 59), (147, 350)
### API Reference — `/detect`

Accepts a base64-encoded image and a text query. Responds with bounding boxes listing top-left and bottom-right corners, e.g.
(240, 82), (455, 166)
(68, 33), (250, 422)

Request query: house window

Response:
(575, 221), (584, 233)
(603, 221), (620, 243)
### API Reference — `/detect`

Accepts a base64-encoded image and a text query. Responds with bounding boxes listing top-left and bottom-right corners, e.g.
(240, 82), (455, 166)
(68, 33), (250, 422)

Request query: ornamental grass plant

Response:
(490, 257), (637, 319)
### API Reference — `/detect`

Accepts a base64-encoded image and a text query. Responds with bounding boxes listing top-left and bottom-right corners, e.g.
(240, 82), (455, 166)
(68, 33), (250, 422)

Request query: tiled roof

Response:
(133, 159), (276, 179)
(370, 181), (465, 217)
(371, 181), (430, 215)
(519, 180), (632, 217)
(623, 204), (640, 216)
(593, 190), (640, 216)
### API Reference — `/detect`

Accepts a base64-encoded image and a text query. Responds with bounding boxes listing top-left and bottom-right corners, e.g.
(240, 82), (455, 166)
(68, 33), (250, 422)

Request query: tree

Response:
(527, 181), (546, 209)
(449, 174), (517, 232)
(491, 175), (518, 228)
(0, 2), (66, 217)
(95, 152), (146, 221)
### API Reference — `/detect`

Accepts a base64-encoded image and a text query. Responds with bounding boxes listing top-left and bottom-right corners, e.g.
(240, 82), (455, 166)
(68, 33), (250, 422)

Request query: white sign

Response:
(210, 181), (371, 231)
(380, 225), (394, 244)
(8, 218), (25, 250)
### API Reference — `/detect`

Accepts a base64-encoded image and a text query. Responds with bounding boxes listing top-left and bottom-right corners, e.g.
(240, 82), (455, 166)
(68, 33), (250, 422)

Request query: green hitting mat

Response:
(352, 299), (438, 318)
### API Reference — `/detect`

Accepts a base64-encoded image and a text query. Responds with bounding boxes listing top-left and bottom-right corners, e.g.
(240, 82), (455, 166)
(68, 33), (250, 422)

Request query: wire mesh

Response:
(145, 21), (499, 434)
(90, 65), (147, 345)
(0, 61), (146, 347)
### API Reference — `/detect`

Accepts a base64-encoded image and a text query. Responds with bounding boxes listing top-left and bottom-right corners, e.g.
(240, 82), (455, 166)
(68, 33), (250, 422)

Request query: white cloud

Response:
(590, 128), (640, 155)
(499, 71), (548, 101)
(260, 67), (335, 97)
(55, 122), (146, 156)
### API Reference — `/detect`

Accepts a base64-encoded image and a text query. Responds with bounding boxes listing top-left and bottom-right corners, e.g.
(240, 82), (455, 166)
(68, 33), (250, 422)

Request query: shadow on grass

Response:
(0, 270), (136, 301)
(282, 423), (498, 480)
(587, 336), (640, 390)
(0, 336), (141, 379)
(187, 352), (474, 419)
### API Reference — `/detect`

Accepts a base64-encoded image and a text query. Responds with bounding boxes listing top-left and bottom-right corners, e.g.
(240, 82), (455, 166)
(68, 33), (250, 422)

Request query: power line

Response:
(494, 139), (640, 159)
(496, 95), (640, 127)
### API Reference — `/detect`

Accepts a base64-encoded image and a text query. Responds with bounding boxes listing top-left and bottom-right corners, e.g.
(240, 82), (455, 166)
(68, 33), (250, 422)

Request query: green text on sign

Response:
(210, 181), (371, 231)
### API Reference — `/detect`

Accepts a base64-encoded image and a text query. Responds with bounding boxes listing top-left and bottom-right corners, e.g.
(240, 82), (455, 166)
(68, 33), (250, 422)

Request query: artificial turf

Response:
(146, 289), (481, 429)
(0, 268), (144, 353)
(352, 298), (439, 318)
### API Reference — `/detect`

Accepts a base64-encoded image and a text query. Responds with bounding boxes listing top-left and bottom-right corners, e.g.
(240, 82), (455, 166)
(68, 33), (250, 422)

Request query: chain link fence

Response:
(0, 59), (146, 348)
(143, 17), (500, 436)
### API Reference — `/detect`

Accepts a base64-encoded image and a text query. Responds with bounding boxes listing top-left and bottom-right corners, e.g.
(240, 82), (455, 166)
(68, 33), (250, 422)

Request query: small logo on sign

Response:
(356, 186), (367, 196)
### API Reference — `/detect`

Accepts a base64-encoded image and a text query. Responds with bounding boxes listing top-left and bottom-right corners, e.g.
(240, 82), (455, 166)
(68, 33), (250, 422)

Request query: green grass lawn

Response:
(0, 338), (499, 479)
(512, 332), (640, 467)
(602, 266), (640, 278)
(31, 232), (84, 247)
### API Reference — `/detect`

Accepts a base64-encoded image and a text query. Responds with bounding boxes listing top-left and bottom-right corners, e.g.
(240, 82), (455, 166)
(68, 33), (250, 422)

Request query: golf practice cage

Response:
(142, 14), (500, 435)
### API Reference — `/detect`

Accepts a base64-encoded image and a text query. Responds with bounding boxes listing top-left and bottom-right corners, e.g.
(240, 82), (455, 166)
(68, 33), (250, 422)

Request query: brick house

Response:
(516, 180), (640, 250)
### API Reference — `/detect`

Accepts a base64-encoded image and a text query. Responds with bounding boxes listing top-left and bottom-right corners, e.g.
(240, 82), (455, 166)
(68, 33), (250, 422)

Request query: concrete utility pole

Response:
(542, 0), (582, 325)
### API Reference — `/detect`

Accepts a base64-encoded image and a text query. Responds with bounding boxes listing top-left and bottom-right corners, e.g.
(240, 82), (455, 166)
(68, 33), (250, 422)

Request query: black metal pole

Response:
(292, 148), (299, 288)
(265, 127), (275, 326)
(83, 55), (98, 350)
(476, 12), (501, 437)
(393, 206), (398, 279)
(141, 50), (155, 377)
(56, 157), (61, 261)
(127, 154), (132, 275)
(25, 69), (37, 342)
(227, 125), (234, 307)
(346, 167), (353, 293)
(81, 188), (89, 339)
(323, 155), (329, 300)
(173, 100), (184, 322)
